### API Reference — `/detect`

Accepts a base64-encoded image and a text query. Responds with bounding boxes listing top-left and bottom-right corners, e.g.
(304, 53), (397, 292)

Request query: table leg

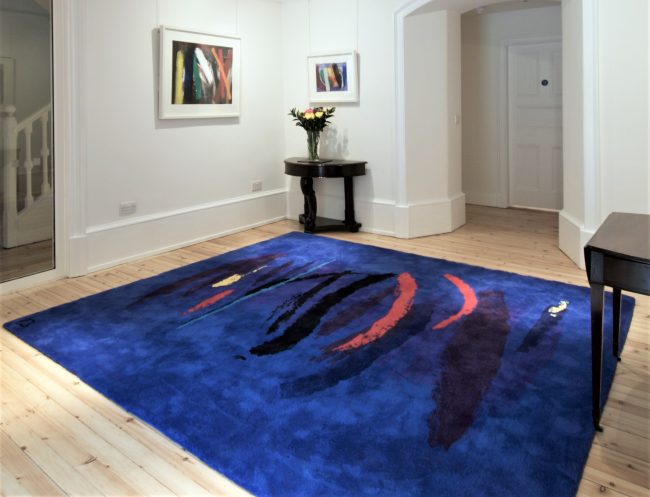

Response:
(300, 177), (317, 233)
(298, 194), (309, 226)
(613, 287), (622, 361)
(343, 176), (361, 232)
(590, 283), (604, 432)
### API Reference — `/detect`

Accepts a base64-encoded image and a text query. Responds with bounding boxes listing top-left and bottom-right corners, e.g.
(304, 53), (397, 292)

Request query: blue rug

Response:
(5, 232), (634, 497)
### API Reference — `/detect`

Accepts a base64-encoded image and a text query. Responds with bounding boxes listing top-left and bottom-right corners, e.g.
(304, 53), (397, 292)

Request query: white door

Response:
(508, 42), (562, 210)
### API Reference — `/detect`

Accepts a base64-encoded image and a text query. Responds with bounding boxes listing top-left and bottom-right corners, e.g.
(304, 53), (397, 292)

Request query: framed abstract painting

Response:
(308, 50), (359, 103)
(159, 26), (240, 119)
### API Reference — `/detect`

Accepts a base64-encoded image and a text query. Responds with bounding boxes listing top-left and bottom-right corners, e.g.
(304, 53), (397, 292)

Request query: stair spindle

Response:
(2, 105), (19, 247)
(40, 112), (51, 195)
(24, 123), (34, 208)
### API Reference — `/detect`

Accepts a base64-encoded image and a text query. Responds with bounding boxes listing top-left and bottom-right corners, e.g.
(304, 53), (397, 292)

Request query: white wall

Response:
(558, 0), (586, 265)
(282, 0), (467, 238)
(560, 0), (649, 267)
(402, 9), (465, 236)
(77, 0), (287, 271)
(51, 0), (649, 277)
(559, 0), (584, 224)
(461, 5), (562, 207)
(598, 0), (649, 217)
(0, 8), (51, 120)
(405, 11), (449, 204)
(282, 0), (399, 236)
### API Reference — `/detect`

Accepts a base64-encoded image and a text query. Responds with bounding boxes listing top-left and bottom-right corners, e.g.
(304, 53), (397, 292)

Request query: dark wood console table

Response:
(584, 212), (650, 431)
(284, 157), (366, 233)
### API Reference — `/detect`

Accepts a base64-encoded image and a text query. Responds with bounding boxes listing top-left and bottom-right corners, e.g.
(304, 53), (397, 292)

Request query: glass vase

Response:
(306, 130), (320, 161)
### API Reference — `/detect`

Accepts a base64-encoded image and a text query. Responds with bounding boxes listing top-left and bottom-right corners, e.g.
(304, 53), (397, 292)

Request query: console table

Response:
(284, 158), (366, 233)
(584, 212), (650, 431)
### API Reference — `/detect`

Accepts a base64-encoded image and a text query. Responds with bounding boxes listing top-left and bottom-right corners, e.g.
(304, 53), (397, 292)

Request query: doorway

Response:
(460, 2), (563, 211)
(0, 0), (54, 283)
(508, 41), (563, 210)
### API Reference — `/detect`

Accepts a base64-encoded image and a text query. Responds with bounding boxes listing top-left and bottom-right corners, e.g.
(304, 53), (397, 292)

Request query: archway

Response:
(394, 0), (599, 268)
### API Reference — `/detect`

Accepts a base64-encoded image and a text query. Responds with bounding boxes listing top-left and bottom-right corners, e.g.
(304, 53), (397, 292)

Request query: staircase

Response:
(1, 104), (53, 248)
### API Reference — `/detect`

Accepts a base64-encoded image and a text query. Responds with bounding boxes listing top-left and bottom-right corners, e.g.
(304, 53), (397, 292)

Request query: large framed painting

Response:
(307, 50), (359, 103)
(159, 26), (240, 119)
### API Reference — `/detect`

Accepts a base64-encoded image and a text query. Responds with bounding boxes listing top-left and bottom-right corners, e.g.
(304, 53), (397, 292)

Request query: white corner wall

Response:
(598, 0), (649, 217)
(558, 0), (587, 266)
(75, 0), (287, 272)
(401, 8), (465, 236)
(461, 5), (562, 207)
(282, 0), (398, 236)
(560, 0), (649, 268)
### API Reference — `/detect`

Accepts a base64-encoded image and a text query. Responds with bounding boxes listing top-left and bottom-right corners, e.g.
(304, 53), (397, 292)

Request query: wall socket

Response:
(119, 201), (137, 216)
(251, 180), (262, 192)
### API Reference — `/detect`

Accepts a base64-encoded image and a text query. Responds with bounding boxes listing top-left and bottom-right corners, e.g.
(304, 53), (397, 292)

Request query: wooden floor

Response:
(1, 205), (648, 497)
(0, 240), (54, 283)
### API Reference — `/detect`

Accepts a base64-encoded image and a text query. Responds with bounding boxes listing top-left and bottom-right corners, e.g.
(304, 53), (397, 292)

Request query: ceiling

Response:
(463, 0), (561, 16)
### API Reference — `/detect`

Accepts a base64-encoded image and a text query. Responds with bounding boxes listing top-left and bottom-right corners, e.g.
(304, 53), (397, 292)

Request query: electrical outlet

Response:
(251, 180), (262, 192)
(119, 201), (136, 216)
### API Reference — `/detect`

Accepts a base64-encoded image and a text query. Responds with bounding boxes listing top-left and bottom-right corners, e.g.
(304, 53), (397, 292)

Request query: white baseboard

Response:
(395, 194), (466, 238)
(464, 191), (500, 208)
(559, 210), (593, 269)
(83, 189), (287, 273)
(67, 234), (89, 277)
(58, 187), (471, 276)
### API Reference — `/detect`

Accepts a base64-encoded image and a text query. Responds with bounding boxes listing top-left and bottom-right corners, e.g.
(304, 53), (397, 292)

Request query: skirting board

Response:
(559, 210), (594, 269)
(82, 189), (287, 273)
(394, 194), (466, 238)
(464, 191), (501, 208)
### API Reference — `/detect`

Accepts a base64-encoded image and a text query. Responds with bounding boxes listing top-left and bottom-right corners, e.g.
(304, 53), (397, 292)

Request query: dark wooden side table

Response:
(584, 212), (650, 431)
(284, 157), (366, 233)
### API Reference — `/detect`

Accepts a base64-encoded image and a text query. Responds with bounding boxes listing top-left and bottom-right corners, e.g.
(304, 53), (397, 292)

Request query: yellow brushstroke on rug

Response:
(213, 274), (242, 288)
(212, 266), (267, 288)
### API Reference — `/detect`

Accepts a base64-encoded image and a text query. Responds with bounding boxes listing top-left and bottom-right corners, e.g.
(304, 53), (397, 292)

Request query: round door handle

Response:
(541, 79), (549, 86)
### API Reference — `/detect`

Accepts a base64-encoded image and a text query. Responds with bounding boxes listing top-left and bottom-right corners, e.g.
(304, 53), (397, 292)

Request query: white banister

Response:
(2, 103), (52, 248)
(16, 104), (51, 133)
(2, 105), (19, 247)
(40, 112), (51, 194)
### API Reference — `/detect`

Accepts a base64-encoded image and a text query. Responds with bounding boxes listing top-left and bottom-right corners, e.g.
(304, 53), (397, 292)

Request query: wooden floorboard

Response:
(1, 205), (648, 497)
(0, 240), (53, 283)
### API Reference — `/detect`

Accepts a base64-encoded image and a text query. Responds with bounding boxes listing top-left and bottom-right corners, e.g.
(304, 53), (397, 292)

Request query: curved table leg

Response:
(300, 177), (317, 233)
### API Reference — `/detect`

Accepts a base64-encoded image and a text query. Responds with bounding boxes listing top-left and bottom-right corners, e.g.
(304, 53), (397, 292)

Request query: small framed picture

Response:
(159, 26), (240, 119)
(307, 50), (359, 103)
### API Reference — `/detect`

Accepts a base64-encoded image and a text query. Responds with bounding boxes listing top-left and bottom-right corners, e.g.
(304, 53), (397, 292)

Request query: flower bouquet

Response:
(289, 106), (336, 161)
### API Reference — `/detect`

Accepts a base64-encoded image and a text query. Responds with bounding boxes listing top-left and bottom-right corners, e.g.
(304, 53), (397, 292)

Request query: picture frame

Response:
(159, 26), (240, 119)
(307, 50), (359, 103)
